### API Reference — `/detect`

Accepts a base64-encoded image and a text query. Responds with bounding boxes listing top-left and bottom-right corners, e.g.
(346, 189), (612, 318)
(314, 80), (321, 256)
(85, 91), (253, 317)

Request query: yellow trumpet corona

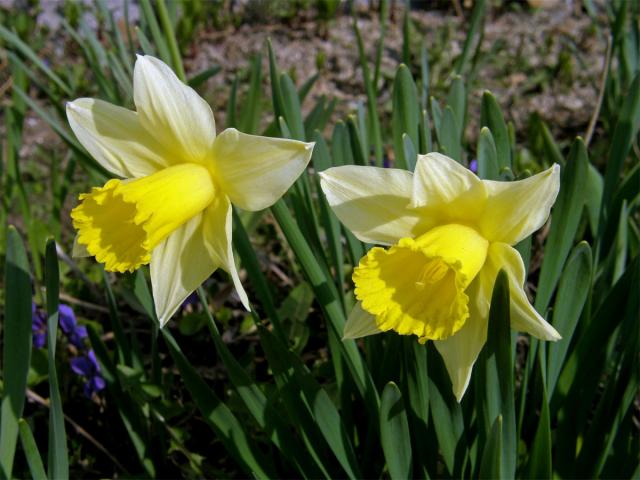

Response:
(68, 55), (314, 326)
(320, 153), (561, 400)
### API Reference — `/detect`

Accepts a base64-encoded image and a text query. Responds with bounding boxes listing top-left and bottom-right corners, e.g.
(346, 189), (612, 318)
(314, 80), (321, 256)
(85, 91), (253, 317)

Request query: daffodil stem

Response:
(155, 0), (186, 83)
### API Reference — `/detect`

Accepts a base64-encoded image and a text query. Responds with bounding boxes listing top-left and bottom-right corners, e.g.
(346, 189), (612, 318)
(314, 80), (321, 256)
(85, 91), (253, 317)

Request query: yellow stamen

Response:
(353, 224), (489, 342)
(71, 163), (216, 273)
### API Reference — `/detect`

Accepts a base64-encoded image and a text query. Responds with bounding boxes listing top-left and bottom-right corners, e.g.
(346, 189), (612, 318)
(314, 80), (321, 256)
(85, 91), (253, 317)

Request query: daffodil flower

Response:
(320, 153), (561, 400)
(68, 55), (314, 326)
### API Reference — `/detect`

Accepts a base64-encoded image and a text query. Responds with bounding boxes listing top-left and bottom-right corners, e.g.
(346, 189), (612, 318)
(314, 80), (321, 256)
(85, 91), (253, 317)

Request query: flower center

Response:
(353, 224), (489, 342)
(71, 163), (216, 273)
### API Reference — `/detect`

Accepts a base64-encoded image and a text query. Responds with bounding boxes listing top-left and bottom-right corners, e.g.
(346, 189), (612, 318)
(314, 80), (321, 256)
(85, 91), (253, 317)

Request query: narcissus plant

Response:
(68, 55), (314, 326)
(320, 152), (561, 400)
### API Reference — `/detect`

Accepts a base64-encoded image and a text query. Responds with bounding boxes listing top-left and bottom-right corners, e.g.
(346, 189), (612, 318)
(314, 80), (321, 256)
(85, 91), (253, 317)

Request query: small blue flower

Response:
(469, 159), (478, 173)
(181, 291), (199, 310)
(31, 302), (47, 349)
(70, 350), (106, 398)
(59, 304), (88, 349)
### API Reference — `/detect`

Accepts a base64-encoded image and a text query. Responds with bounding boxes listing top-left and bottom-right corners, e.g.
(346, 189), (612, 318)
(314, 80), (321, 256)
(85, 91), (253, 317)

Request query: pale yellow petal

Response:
(411, 152), (485, 208)
(479, 165), (560, 245)
(343, 302), (382, 339)
(485, 243), (561, 340)
(150, 213), (218, 327)
(201, 195), (250, 310)
(67, 98), (169, 178)
(319, 165), (427, 245)
(133, 55), (216, 164)
(211, 129), (313, 211)
(434, 266), (493, 401)
(410, 153), (488, 227)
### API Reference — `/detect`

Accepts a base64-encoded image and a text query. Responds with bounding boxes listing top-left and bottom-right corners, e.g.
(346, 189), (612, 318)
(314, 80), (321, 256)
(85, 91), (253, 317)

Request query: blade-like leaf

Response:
(479, 415), (502, 479)
(0, 227), (33, 479)
(535, 138), (589, 313)
(18, 420), (47, 480)
(44, 239), (68, 479)
(380, 382), (412, 480)
(392, 64), (420, 170)
(476, 270), (516, 478)
(477, 127), (499, 180)
(480, 91), (511, 170)
(546, 242), (592, 397)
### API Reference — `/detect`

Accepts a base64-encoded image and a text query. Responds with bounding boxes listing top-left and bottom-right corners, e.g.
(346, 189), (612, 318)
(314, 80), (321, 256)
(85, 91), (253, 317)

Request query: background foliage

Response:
(0, 0), (638, 478)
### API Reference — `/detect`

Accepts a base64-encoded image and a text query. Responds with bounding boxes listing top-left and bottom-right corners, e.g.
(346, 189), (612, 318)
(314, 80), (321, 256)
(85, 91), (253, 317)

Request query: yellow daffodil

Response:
(320, 153), (561, 400)
(68, 55), (314, 326)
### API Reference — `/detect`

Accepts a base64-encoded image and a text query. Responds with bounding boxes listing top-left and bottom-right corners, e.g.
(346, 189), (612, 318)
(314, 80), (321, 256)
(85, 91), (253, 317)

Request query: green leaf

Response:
(546, 242), (592, 397)
(346, 116), (367, 166)
(454, 0), (486, 75)
(601, 162), (639, 250)
(401, 338), (429, 476)
(163, 330), (275, 479)
(155, 0), (185, 81)
(258, 324), (360, 479)
(331, 121), (354, 166)
(299, 72), (319, 102)
(419, 108), (433, 154)
(585, 164), (603, 236)
(477, 127), (499, 180)
(479, 415), (502, 479)
(426, 345), (466, 477)
(197, 290), (323, 478)
(267, 39), (286, 120)
(280, 73), (305, 141)
(0, 24), (72, 96)
(438, 106), (462, 162)
(18, 420), (47, 480)
(44, 239), (68, 479)
(527, 361), (552, 480)
(476, 270), (516, 478)
(0, 227), (33, 479)
(403, 134), (417, 172)
(312, 134), (345, 306)
(480, 91), (511, 170)
(420, 40), (430, 109)
(278, 283), (314, 352)
(187, 65), (221, 89)
(238, 54), (263, 135)
(231, 209), (285, 339)
(430, 97), (442, 145)
(270, 201), (379, 416)
(535, 138), (588, 313)
(392, 64), (420, 170)
(380, 382), (412, 480)
(446, 76), (466, 141)
(600, 71), (640, 230)
(353, 17), (383, 166)
(138, 0), (171, 64)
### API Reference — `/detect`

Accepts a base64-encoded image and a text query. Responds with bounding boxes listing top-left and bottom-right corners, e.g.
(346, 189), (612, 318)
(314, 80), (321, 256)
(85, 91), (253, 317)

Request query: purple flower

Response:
(70, 350), (105, 398)
(181, 292), (199, 311)
(31, 302), (47, 349)
(469, 159), (478, 173)
(59, 304), (88, 348)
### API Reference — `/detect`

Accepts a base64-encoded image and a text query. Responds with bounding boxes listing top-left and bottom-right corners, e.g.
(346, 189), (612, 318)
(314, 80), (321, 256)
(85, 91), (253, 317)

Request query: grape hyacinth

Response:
(31, 301), (105, 398)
